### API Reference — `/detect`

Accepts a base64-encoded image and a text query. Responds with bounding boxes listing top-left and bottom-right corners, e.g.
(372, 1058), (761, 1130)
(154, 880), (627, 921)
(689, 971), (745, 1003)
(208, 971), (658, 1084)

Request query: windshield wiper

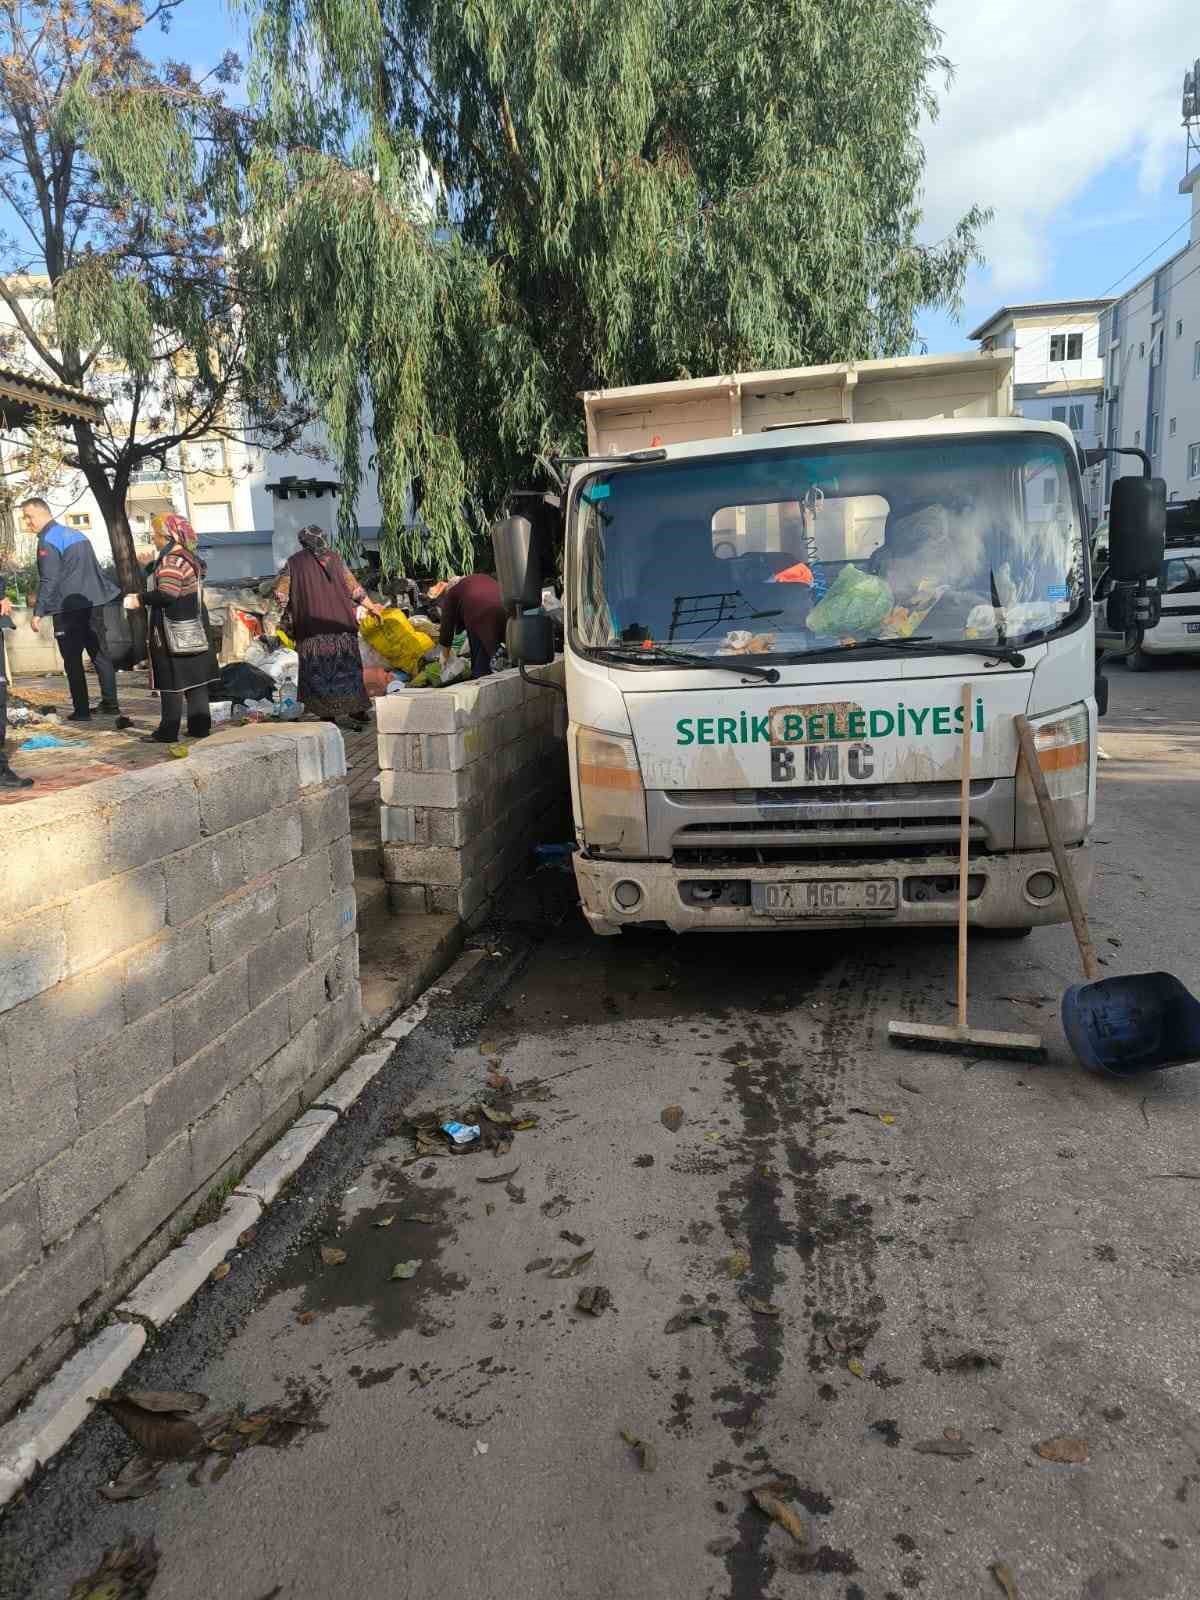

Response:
(587, 644), (780, 683)
(797, 636), (1028, 667)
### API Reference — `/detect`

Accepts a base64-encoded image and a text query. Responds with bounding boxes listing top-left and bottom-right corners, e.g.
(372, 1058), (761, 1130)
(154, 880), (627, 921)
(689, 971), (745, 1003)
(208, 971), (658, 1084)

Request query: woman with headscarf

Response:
(122, 512), (218, 743)
(274, 526), (382, 727)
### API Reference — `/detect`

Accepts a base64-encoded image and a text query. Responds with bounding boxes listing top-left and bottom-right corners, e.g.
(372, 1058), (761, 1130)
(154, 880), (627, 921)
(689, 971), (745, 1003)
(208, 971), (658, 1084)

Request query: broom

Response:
(888, 681), (1045, 1061)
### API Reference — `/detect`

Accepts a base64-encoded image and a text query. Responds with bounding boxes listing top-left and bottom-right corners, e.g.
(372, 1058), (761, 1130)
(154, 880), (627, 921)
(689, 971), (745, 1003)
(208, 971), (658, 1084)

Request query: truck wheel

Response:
(1126, 642), (1154, 671)
(980, 925), (1033, 940)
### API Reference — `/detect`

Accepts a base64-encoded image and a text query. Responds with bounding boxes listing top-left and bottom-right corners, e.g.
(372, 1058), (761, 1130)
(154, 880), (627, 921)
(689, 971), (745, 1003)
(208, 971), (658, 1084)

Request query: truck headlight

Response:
(576, 728), (649, 856)
(1015, 703), (1090, 848)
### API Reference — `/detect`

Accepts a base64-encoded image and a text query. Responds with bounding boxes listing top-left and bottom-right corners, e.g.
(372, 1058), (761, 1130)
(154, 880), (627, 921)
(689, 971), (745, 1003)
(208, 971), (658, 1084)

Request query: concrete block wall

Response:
(378, 664), (569, 925)
(0, 725), (363, 1419)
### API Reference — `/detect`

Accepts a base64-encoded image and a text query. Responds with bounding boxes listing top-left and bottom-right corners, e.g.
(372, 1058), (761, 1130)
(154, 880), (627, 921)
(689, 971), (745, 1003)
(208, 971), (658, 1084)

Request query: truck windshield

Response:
(574, 433), (1085, 659)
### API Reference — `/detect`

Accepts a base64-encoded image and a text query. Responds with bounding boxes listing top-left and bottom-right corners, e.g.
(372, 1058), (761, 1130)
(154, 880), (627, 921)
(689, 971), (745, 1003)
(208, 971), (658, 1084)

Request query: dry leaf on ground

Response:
(373, 1215), (396, 1228)
(620, 1429), (657, 1471)
(391, 1261), (421, 1280)
(576, 1285), (612, 1316)
(741, 1293), (780, 1317)
(665, 1307), (721, 1334)
(319, 1245), (347, 1266)
(476, 1166), (521, 1185)
(210, 1262), (231, 1282)
(560, 1229), (586, 1247)
(524, 1256), (553, 1273)
(94, 1397), (205, 1461)
(68, 1534), (159, 1600)
(1034, 1436), (1089, 1464)
(847, 1357), (866, 1380)
(991, 1560), (1019, 1599)
(913, 1437), (974, 1459)
(549, 1249), (595, 1278)
(660, 1105), (685, 1133)
(119, 1388), (207, 1415)
(749, 1488), (807, 1544)
(97, 1455), (163, 1503)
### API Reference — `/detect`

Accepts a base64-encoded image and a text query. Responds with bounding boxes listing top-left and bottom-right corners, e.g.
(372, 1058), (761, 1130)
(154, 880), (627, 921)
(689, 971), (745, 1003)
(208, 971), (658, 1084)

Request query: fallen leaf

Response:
(390, 1261), (421, 1280)
(319, 1245), (347, 1266)
(237, 1227), (257, 1248)
(480, 1104), (520, 1126)
(749, 1487), (807, 1544)
(661, 1104), (685, 1133)
(878, 1113), (897, 1126)
(913, 1437), (974, 1458)
(847, 1357), (866, 1380)
(991, 1560), (1019, 1599)
(707, 1536), (737, 1556)
(480, 1042), (498, 1056)
(741, 1293), (780, 1317)
(476, 1166), (521, 1185)
(297, 1311), (317, 1326)
(119, 1388), (207, 1415)
(943, 1348), (1002, 1372)
(210, 1261), (231, 1282)
(373, 1215), (396, 1228)
(576, 1285), (612, 1315)
(97, 1455), (163, 1503)
(560, 1229), (586, 1247)
(485, 1202), (495, 1216)
(704, 1131), (723, 1143)
(486, 1071), (512, 1092)
(512, 1118), (539, 1131)
(725, 1250), (751, 1278)
(505, 1181), (526, 1203)
(825, 1327), (870, 1354)
(620, 1429), (657, 1471)
(541, 1195), (571, 1218)
(944, 1427), (963, 1442)
(549, 1249), (595, 1278)
(473, 1439), (489, 1456)
(524, 1256), (553, 1273)
(94, 1397), (205, 1461)
(1034, 1435), (1089, 1464)
(897, 1076), (923, 1094)
(665, 1307), (721, 1334)
(68, 1534), (160, 1600)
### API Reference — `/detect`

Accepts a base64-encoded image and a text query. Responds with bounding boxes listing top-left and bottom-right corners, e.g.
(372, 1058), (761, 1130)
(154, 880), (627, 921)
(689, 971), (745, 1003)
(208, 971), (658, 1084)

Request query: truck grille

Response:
(673, 817), (985, 867)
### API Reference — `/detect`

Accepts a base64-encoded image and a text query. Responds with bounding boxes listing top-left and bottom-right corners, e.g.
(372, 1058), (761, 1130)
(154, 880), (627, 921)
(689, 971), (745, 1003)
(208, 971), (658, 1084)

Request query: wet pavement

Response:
(3, 663), (1200, 1600)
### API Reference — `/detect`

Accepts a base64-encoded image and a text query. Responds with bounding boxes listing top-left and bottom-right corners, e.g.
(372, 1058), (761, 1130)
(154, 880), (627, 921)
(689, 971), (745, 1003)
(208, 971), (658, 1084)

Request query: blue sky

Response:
(99, 0), (1200, 361)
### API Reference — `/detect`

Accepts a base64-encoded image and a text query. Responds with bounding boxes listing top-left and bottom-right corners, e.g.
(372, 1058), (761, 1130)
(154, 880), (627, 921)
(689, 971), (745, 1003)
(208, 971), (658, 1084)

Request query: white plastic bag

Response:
(441, 655), (468, 686)
(210, 700), (232, 726)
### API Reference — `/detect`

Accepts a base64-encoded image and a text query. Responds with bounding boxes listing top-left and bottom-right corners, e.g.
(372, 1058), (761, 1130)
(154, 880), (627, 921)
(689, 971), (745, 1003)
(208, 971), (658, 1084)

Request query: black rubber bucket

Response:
(1061, 971), (1200, 1076)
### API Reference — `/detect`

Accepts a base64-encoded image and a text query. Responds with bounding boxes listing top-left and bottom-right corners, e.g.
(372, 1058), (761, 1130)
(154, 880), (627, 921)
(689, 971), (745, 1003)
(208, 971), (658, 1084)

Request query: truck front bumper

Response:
(575, 850), (1092, 937)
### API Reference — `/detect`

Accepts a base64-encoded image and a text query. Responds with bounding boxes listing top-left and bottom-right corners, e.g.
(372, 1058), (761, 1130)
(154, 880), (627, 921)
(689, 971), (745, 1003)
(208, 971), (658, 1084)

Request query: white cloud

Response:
(919, 0), (1197, 302)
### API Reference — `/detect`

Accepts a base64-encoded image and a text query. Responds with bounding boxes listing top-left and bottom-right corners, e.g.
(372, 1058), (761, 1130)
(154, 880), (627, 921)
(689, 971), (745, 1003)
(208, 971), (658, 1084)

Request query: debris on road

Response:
(93, 1394), (206, 1461)
(749, 1487), (808, 1544)
(541, 1195), (571, 1217)
(741, 1291), (781, 1317)
(620, 1429), (657, 1471)
(443, 1120), (481, 1147)
(505, 1180), (526, 1203)
(391, 1261), (422, 1280)
(576, 1285), (612, 1316)
(98, 1455), (164, 1502)
(473, 1440), (489, 1456)
(117, 1388), (207, 1415)
(847, 1357), (866, 1379)
(319, 1245), (347, 1266)
(913, 1437), (974, 1459)
(706, 1536), (737, 1556)
(991, 1560), (1020, 1598)
(486, 1070), (513, 1092)
(210, 1261), (231, 1282)
(825, 1326), (870, 1355)
(374, 1215), (396, 1228)
(1034, 1435), (1089, 1464)
(664, 1307), (721, 1334)
(897, 1076), (923, 1095)
(724, 1250), (751, 1278)
(943, 1348), (1002, 1372)
(68, 1533), (159, 1600)
(525, 1256), (553, 1273)
(549, 1249), (595, 1278)
(560, 1229), (586, 1247)
(660, 1104), (685, 1132)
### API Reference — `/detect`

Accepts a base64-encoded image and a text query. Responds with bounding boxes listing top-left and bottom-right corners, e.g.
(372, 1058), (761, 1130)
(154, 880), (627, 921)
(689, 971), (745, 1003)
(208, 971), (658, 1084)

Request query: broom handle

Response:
(958, 681), (972, 1029)
(1014, 715), (1100, 981)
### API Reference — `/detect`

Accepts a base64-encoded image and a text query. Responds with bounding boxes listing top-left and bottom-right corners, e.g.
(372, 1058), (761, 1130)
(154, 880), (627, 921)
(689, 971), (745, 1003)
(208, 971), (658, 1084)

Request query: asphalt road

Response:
(5, 659), (1200, 1600)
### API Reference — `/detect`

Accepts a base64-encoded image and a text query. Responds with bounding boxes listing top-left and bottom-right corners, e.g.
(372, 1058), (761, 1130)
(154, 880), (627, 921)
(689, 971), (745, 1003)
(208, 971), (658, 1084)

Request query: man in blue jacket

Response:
(22, 498), (122, 720)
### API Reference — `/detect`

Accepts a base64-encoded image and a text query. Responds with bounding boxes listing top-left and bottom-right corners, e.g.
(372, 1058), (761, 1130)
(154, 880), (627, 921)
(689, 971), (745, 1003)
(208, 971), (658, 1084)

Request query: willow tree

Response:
(243, 0), (985, 574)
(0, 0), (308, 598)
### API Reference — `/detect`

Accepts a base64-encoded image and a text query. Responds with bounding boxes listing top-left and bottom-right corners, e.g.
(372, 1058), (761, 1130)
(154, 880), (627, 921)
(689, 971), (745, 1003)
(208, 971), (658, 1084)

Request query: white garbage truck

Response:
(496, 351), (1165, 936)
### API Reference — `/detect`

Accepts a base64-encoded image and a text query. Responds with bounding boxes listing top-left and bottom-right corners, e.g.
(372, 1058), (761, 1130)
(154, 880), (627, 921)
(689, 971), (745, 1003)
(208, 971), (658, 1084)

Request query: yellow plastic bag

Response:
(276, 627), (294, 650)
(360, 607), (434, 677)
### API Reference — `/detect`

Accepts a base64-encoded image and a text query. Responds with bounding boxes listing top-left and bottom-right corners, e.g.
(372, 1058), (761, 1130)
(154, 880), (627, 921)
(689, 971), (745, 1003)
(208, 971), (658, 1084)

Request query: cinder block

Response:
(381, 831), (492, 887)
(315, 1046), (393, 1114)
(105, 768), (202, 874)
(0, 1322), (145, 1483)
(151, 987), (289, 1157)
(240, 808), (303, 881)
(0, 1181), (41, 1282)
(374, 690), (460, 735)
(275, 852), (332, 927)
(328, 832), (355, 893)
(208, 883), (279, 973)
(76, 1011), (173, 1133)
(299, 785), (350, 854)
(189, 1076), (264, 1184)
(387, 883), (432, 913)
(248, 920), (303, 1003)
(308, 886), (357, 959)
(0, 1222), (105, 1388)
(279, 722), (347, 789)
(429, 874), (489, 923)
(38, 1100), (146, 1244)
(65, 864), (166, 978)
(236, 1107), (336, 1205)
(190, 742), (300, 836)
(98, 1132), (194, 1278)
(0, 1063), (77, 1189)
(0, 796), (109, 921)
(0, 905), (66, 1011)
(315, 981), (362, 1067)
(173, 958), (249, 1068)
(287, 957), (336, 1035)
(165, 831), (245, 927)
(122, 923), (210, 1024)
(256, 1018), (318, 1115)
(378, 763), (489, 809)
(116, 1194), (260, 1331)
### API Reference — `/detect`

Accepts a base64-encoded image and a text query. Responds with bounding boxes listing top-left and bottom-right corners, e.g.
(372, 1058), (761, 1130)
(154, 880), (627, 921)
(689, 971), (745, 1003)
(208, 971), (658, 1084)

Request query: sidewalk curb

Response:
(0, 938), (487, 1514)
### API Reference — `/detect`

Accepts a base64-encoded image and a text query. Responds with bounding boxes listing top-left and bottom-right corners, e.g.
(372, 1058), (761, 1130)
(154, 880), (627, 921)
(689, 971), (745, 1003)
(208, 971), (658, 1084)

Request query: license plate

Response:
(1187, 623), (1200, 634)
(751, 879), (899, 917)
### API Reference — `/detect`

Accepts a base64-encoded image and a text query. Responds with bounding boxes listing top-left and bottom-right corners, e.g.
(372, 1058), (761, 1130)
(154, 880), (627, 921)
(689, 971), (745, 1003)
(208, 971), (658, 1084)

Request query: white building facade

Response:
(1097, 166), (1200, 511)
(968, 298), (1114, 517)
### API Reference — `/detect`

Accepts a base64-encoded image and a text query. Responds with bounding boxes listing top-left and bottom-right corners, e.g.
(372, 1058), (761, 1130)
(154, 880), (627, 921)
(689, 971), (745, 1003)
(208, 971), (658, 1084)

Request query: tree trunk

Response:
(77, 451), (148, 664)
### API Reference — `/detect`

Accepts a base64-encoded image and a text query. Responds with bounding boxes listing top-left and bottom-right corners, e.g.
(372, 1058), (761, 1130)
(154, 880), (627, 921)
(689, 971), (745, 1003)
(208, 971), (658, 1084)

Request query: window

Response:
(1150, 413), (1160, 455)
(1153, 330), (1164, 367)
(1162, 556), (1200, 593)
(1049, 334), (1066, 362)
(1051, 405), (1066, 423)
(1194, 340), (1200, 380)
(1134, 429), (1141, 447)
(1139, 342), (1146, 359)
(1170, 417), (1177, 437)
(1067, 333), (1083, 361)
(1069, 403), (1084, 431)
(66, 513), (91, 529)
(1190, 443), (1200, 480)
(1177, 319), (1185, 339)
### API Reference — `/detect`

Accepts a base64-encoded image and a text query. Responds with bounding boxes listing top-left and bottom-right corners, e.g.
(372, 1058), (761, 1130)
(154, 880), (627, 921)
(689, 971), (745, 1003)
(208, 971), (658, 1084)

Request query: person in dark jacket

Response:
(0, 592), (32, 789)
(123, 513), (218, 743)
(23, 498), (121, 720)
(438, 573), (506, 679)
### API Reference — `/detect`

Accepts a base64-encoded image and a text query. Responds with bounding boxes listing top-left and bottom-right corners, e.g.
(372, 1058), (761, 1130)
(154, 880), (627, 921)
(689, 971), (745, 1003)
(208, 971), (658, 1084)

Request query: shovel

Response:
(1015, 715), (1200, 1075)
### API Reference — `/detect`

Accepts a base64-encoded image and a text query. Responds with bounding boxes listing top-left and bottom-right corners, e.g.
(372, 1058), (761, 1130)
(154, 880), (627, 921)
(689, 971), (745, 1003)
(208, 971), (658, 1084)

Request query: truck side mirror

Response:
(507, 612), (554, 667)
(493, 515), (542, 609)
(1107, 476), (1166, 583)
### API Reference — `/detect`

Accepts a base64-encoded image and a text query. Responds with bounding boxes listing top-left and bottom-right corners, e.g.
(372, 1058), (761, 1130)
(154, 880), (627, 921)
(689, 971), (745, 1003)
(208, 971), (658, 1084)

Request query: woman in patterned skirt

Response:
(274, 526), (382, 727)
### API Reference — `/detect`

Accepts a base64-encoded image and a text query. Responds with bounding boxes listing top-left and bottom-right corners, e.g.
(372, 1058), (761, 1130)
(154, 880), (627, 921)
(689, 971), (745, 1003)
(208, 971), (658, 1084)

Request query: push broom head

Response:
(888, 1020), (1046, 1062)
